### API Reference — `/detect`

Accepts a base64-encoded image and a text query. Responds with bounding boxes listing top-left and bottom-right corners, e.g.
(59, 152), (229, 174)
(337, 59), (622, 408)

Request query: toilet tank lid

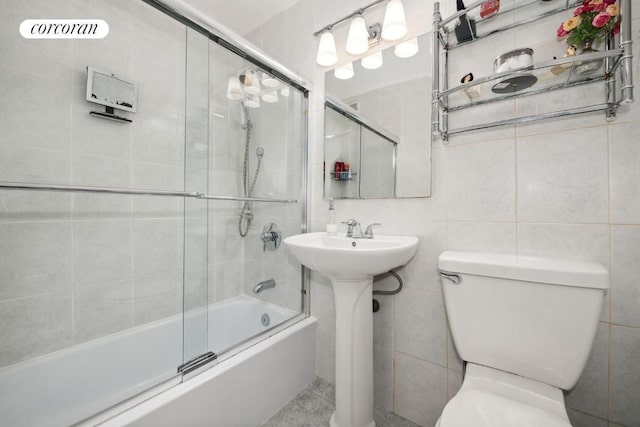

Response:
(438, 251), (609, 290)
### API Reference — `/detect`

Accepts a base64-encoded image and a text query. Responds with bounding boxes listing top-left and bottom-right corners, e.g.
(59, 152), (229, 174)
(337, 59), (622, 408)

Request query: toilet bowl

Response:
(437, 251), (608, 427)
(436, 364), (571, 427)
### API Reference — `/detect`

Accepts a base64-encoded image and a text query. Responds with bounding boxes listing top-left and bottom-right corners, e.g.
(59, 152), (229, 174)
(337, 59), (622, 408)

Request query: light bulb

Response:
(241, 70), (261, 95)
(262, 90), (278, 103)
(245, 95), (260, 109)
(394, 37), (419, 58)
(226, 77), (243, 101)
(382, 0), (407, 41)
(316, 30), (337, 66)
(346, 15), (369, 55)
(334, 62), (354, 80)
(280, 86), (290, 97)
(260, 72), (279, 88)
(361, 51), (383, 69)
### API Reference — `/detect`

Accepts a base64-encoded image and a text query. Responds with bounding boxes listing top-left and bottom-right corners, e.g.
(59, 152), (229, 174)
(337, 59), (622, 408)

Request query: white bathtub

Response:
(0, 296), (315, 427)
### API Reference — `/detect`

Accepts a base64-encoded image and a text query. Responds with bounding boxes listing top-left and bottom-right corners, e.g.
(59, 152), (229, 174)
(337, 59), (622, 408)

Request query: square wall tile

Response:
(394, 352), (447, 427)
(133, 270), (182, 326)
(394, 289), (447, 367)
(73, 280), (133, 343)
(446, 139), (516, 222)
(0, 292), (72, 368)
(73, 220), (132, 287)
(447, 221), (517, 254)
(516, 126), (609, 223)
(316, 325), (335, 383)
(565, 322), (609, 419)
(374, 345), (393, 412)
(610, 121), (640, 224)
(0, 222), (72, 301)
(610, 225), (640, 328)
(610, 325), (640, 426)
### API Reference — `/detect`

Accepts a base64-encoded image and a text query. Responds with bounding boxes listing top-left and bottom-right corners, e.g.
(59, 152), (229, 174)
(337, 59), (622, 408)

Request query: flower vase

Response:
(574, 39), (603, 76)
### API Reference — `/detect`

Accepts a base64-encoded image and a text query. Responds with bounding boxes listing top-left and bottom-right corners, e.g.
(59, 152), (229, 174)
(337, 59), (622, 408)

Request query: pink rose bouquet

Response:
(557, 0), (620, 47)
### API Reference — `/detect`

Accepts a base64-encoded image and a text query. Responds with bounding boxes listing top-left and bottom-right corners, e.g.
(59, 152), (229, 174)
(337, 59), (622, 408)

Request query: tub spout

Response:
(253, 279), (276, 293)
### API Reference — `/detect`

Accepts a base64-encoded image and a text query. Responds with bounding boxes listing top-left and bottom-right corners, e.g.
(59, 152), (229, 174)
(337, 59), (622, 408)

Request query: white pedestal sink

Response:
(284, 232), (419, 427)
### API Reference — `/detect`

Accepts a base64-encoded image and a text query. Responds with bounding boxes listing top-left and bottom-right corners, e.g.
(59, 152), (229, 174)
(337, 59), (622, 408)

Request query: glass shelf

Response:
(440, 48), (624, 111)
(440, 0), (581, 49)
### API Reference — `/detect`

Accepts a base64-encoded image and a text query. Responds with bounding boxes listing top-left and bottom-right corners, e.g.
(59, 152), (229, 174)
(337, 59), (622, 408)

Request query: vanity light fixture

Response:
(346, 15), (370, 55)
(361, 51), (383, 69)
(261, 90), (278, 103)
(334, 62), (354, 80)
(314, 0), (406, 66)
(394, 37), (418, 58)
(316, 30), (338, 66)
(382, 0), (407, 41)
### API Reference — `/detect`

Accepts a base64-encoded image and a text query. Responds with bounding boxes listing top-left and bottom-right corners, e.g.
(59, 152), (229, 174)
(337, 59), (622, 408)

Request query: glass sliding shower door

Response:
(205, 39), (307, 358)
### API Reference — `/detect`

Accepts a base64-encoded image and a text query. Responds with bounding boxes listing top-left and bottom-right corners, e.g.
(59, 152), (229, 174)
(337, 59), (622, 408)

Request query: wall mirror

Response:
(324, 32), (432, 199)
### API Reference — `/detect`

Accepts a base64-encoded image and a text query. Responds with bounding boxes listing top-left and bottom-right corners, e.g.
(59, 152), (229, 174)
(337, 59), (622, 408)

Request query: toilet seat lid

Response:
(439, 390), (571, 427)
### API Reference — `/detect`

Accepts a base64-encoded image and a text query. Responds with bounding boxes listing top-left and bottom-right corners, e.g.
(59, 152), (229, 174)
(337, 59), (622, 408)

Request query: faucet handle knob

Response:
(342, 219), (359, 226)
(364, 222), (382, 238)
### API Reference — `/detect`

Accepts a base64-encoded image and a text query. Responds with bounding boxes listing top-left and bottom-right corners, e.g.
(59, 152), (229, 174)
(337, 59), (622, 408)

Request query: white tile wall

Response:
(252, 1), (640, 426)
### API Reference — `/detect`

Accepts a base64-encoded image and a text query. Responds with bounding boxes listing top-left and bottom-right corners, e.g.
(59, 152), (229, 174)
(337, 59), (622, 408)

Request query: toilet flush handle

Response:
(439, 271), (462, 285)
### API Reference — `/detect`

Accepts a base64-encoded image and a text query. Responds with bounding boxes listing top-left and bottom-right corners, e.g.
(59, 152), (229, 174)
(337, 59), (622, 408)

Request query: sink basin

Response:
(284, 231), (418, 427)
(284, 232), (419, 280)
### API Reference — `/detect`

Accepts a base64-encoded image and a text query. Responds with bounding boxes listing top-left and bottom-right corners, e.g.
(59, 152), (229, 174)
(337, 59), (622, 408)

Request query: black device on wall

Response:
(86, 66), (138, 123)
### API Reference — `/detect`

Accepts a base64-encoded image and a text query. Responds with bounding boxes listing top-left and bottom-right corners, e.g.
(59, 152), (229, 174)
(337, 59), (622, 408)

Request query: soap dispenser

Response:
(326, 198), (337, 235)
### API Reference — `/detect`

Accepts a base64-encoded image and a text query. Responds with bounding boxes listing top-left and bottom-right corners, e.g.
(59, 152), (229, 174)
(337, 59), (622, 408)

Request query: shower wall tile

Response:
(394, 352), (447, 427)
(0, 192), (72, 222)
(610, 121), (640, 224)
(610, 325), (640, 427)
(73, 280), (133, 343)
(0, 222), (72, 301)
(516, 126), (609, 224)
(71, 106), (132, 160)
(132, 219), (183, 278)
(394, 288), (447, 367)
(133, 270), (183, 326)
(73, 220), (132, 288)
(132, 109), (185, 166)
(0, 144), (71, 184)
(0, 291), (73, 367)
(209, 259), (244, 303)
(72, 194), (132, 221)
(610, 225), (640, 328)
(72, 153), (131, 189)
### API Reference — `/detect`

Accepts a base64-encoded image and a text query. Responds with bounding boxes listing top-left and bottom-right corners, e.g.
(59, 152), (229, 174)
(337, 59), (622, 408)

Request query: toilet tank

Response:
(438, 251), (608, 390)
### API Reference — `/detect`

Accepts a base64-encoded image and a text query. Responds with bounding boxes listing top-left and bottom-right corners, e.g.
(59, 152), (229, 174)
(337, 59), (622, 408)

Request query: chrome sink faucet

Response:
(342, 219), (382, 239)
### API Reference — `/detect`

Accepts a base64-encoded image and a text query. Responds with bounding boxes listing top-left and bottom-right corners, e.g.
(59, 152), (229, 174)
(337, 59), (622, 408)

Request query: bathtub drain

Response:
(261, 313), (271, 327)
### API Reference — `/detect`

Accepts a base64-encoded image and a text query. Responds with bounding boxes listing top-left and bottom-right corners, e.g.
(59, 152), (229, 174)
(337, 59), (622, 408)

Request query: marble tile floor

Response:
(261, 377), (421, 427)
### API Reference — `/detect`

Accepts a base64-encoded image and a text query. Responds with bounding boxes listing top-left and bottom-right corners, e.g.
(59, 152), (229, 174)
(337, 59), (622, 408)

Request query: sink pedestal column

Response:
(329, 277), (376, 427)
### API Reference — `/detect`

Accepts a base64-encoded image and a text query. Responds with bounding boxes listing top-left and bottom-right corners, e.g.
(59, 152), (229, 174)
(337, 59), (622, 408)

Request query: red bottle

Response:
(480, 0), (500, 18)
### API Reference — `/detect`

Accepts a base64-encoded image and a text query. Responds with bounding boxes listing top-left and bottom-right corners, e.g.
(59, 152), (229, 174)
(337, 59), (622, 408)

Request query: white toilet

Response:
(436, 251), (609, 427)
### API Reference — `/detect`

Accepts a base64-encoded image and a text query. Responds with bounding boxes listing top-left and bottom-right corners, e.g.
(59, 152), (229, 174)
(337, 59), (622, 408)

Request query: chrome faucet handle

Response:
(364, 222), (382, 238)
(341, 219), (361, 238)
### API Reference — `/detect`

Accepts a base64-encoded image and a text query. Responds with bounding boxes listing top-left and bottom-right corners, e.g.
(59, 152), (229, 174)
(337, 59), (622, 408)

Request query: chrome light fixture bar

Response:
(313, 0), (407, 67)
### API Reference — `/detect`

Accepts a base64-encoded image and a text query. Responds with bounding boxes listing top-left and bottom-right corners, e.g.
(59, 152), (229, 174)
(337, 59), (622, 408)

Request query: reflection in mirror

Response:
(324, 100), (396, 199)
(324, 32), (432, 199)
